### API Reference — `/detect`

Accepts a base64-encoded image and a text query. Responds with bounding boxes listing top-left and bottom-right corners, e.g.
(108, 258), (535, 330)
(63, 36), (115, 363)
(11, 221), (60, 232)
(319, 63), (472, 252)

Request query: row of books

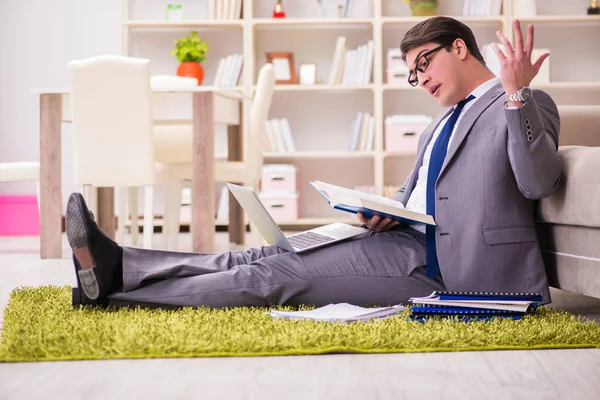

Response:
(328, 37), (374, 85)
(213, 54), (243, 87)
(341, 0), (373, 18)
(409, 291), (542, 322)
(462, 0), (502, 16)
(207, 0), (242, 20)
(263, 118), (296, 153)
(349, 112), (375, 152)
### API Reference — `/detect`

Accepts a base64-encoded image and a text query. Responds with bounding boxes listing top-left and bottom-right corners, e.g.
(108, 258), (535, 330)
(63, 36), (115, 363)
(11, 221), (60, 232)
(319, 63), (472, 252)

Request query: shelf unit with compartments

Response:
(121, 0), (600, 228)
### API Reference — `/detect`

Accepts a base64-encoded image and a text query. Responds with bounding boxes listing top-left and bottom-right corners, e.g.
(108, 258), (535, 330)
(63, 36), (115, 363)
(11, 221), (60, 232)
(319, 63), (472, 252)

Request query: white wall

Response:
(0, 0), (122, 201)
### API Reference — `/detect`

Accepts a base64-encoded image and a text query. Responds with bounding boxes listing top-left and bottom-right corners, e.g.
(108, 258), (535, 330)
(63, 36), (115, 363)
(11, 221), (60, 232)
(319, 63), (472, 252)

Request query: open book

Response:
(309, 180), (435, 226)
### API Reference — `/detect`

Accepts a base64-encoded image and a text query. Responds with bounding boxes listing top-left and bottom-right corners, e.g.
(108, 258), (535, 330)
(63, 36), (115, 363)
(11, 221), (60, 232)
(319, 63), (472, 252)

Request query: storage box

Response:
(258, 192), (298, 221)
(386, 68), (409, 85)
(0, 195), (40, 236)
(261, 164), (297, 192)
(384, 115), (432, 152)
(387, 48), (405, 70)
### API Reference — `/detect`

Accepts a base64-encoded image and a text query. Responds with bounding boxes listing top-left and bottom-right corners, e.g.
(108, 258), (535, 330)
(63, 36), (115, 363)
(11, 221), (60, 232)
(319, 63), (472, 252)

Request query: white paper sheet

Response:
(269, 303), (405, 322)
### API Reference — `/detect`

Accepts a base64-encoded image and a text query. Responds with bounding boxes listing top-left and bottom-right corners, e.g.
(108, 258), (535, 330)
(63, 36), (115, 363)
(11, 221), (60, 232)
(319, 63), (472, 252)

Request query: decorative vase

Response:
(410, 0), (438, 16)
(176, 62), (204, 85)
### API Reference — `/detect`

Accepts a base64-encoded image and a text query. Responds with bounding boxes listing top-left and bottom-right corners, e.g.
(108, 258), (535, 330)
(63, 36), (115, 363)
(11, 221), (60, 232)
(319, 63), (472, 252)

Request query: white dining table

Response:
(33, 87), (243, 259)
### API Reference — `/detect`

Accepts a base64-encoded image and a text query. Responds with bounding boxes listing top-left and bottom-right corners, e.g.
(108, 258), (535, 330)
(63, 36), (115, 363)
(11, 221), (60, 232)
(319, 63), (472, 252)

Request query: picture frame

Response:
(299, 63), (317, 85)
(266, 51), (297, 84)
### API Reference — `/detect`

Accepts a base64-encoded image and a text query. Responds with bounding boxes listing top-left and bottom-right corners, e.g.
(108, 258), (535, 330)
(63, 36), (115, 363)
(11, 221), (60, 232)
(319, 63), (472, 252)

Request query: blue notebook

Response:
(408, 291), (541, 321)
(432, 291), (543, 303)
(410, 315), (523, 322)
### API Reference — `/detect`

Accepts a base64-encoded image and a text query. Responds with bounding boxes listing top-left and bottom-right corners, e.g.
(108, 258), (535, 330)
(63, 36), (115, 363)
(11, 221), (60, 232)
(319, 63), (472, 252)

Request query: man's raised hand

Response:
(491, 19), (549, 95)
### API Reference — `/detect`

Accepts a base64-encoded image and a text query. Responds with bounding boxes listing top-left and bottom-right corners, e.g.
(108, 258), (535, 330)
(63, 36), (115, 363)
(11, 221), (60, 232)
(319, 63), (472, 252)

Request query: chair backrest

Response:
(245, 63), (276, 182)
(68, 55), (156, 186)
(557, 105), (600, 147)
(150, 75), (198, 89)
(0, 162), (39, 183)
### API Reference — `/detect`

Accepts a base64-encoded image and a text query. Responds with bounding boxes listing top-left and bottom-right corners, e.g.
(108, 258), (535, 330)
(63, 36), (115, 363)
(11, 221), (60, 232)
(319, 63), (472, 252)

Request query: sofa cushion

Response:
(537, 146), (600, 228)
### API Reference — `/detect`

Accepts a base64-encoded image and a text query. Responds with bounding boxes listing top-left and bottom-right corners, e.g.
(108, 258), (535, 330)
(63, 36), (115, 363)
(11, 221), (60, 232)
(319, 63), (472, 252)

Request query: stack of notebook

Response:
(408, 291), (543, 322)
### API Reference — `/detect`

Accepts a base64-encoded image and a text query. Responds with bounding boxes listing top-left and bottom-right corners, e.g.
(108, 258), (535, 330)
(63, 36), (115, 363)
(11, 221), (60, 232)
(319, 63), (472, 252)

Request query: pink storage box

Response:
(0, 195), (40, 236)
(258, 192), (298, 222)
(261, 164), (297, 193)
(384, 116), (432, 152)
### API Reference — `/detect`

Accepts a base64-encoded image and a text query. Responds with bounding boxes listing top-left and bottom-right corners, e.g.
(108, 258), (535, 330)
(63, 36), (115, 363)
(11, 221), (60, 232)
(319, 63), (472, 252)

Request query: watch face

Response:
(520, 87), (532, 101)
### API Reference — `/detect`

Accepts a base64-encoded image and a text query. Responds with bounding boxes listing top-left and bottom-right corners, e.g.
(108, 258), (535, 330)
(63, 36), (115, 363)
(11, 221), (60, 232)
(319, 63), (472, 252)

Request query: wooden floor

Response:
(1, 233), (599, 400)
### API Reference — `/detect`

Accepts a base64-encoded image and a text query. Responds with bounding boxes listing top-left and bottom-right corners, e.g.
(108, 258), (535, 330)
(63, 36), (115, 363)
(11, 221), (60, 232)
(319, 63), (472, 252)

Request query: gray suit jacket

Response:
(393, 82), (563, 303)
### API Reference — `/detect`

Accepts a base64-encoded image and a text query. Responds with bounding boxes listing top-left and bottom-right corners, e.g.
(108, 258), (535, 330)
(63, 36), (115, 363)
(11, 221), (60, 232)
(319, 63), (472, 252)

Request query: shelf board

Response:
(264, 151), (376, 159)
(272, 84), (374, 92)
(382, 16), (504, 25)
(533, 81), (600, 89)
(382, 84), (419, 91)
(383, 151), (418, 158)
(252, 18), (373, 28)
(383, 82), (600, 91)
(513, 15), (600, 23)
(123, 20), (244, 29)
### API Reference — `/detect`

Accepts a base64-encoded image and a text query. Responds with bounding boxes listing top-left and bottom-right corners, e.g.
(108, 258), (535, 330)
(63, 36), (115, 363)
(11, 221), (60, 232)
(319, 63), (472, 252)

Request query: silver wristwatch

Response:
(506, 86), (532, 103)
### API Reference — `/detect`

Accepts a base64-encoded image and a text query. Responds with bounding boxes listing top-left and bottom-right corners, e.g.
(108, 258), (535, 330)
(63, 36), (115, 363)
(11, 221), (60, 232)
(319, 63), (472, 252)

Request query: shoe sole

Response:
(66, 194), (100, 300)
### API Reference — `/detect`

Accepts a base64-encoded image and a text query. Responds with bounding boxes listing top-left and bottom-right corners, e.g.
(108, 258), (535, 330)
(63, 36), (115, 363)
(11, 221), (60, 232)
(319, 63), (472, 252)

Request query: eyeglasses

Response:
(407, 42), (454, 87)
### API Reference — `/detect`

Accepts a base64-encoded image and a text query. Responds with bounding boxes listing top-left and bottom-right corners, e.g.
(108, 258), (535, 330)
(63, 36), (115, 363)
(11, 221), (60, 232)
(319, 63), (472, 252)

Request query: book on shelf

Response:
(348, 112), (375, 151)
(216, 185), (229, 220)
(408, 291), (543, 321)
(264, 118), (295, 153)
(309, 180), (435, 225)
(208, 0), (242, 20)
(462, 0), (502, 16)
(512, 0), (537, 17)
(341, 0), (373, 18)
(328, 37), (373, 85)
(213, 54), (243, 87)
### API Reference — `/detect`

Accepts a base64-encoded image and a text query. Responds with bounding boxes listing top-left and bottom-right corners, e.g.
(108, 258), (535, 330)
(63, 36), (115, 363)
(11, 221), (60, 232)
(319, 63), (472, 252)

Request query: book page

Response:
(311, 180), (405, 209)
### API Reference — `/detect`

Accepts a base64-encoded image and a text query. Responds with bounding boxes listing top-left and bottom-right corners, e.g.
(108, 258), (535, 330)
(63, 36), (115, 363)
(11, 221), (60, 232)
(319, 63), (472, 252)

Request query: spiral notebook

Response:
(408, 291), (542, 321)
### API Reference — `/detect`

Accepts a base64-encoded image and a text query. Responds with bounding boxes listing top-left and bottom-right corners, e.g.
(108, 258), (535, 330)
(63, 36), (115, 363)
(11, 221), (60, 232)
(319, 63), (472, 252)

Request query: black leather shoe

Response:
(66, 192), (123, 304)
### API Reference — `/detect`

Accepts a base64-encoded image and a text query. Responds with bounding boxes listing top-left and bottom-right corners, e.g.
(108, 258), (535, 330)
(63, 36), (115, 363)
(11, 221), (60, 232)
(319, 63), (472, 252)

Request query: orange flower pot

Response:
(176, 62), (204, 85)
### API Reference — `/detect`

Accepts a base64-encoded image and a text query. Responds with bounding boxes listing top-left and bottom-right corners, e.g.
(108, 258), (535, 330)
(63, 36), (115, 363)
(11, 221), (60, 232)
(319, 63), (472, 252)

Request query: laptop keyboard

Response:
(287, 231), (336, 250)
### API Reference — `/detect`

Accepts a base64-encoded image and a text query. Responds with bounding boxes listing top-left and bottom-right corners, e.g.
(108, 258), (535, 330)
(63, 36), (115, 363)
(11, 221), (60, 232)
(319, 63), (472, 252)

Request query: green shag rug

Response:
(1, 286), (600, 362)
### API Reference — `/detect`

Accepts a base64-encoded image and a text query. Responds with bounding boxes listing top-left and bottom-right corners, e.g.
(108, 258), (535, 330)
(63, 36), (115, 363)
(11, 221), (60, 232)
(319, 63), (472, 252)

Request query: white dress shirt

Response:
(405, 77), (501, 233)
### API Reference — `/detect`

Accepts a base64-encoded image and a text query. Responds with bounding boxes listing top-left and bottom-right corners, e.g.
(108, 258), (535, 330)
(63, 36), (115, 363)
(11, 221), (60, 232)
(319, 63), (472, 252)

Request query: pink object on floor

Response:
(0, 195), (40, 236)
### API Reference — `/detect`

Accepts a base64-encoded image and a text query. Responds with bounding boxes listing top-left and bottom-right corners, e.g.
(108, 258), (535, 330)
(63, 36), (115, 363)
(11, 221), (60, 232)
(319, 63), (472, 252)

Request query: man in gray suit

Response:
(67, 16), (562, 309)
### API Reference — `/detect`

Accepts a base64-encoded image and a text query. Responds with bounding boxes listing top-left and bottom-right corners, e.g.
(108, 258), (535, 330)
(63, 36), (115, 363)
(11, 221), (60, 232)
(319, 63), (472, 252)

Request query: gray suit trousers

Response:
(108, 227), (445, 308)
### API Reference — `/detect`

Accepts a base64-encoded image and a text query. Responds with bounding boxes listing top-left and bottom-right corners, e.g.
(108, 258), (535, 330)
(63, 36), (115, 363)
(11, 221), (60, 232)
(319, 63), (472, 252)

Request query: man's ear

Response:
(454, 39), (469, 60)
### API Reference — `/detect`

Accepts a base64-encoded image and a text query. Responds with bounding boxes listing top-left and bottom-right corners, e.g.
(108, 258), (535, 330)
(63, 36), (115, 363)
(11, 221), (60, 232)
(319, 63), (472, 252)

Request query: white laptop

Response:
(226, 183), (369, 253)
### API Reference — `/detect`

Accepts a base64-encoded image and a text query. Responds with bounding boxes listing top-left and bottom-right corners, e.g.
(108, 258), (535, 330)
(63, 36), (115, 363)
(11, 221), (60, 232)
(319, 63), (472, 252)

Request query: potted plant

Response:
(404, 0), (438, 16)
(172, 31), (208, 85)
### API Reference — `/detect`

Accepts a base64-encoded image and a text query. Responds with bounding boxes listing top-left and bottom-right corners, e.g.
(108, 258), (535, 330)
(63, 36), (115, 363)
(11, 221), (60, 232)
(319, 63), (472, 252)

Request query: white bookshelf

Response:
(121, 0), (600, 228)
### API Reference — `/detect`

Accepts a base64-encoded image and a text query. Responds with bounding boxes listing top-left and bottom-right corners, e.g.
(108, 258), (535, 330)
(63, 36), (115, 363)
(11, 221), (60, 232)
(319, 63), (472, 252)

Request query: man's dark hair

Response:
(400, 16), (485, 65)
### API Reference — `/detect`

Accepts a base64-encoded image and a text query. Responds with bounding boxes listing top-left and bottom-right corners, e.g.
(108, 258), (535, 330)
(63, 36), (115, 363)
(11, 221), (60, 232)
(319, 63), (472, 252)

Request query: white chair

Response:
(0, 162), (40, 213)
(68, 55), (160, 249)
(155, 64), (276, 250)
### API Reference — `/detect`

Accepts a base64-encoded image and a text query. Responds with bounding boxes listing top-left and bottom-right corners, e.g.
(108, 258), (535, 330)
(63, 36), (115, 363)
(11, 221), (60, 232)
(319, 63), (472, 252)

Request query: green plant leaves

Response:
(172, 31), (208, 63)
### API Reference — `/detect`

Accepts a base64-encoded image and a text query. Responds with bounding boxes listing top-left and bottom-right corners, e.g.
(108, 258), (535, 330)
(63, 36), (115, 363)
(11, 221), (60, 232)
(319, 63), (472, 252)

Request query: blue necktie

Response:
(425, 95), (475, 279)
